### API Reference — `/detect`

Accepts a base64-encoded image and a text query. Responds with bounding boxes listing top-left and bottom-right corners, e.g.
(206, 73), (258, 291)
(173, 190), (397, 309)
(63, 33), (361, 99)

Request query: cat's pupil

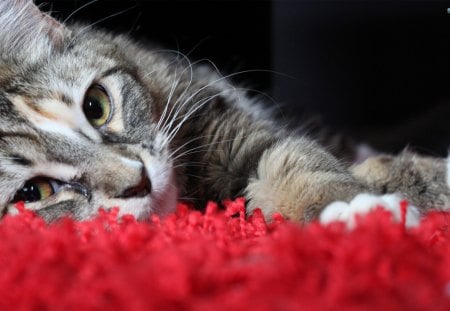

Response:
(14, 182), (42, 203)
(83, 84), (111, 127)
(12, 178), (56, 204)
(84, 98), (103, 120)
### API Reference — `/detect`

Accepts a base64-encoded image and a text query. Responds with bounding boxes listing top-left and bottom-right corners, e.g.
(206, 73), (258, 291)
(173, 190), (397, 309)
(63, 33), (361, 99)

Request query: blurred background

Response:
(37, 0), (450, 156)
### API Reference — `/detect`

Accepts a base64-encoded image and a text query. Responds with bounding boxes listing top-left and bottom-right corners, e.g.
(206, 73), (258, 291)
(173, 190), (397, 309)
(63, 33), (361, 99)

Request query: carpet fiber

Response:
(1, 198), (450, 310)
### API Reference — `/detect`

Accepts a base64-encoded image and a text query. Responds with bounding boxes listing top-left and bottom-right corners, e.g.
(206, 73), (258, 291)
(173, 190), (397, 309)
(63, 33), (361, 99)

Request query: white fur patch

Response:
(9, 94), (102, 142)
(35, 120), (80, 139)
(31, 163), (78, 182)
(119, 157), (143, 170)
(354, 144), (378, 164)
(447, 156), (450, 188)
(320, 193), (420, 228)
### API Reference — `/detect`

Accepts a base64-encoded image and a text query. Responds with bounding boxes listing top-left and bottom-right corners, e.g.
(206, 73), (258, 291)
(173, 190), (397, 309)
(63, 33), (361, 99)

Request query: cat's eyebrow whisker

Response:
(165, 58), (223, 124)
(127, 11), (142, 35)
(64, 5), (137, 53)
(184, 36), (212, 59)
(142, 49), (191, 79)
(172, 68), (294, 121)
(62, 0), (99, 24)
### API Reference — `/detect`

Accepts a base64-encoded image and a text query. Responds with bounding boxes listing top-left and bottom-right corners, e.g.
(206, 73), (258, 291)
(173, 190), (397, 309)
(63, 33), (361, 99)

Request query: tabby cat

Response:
(0, 0), (448, 224)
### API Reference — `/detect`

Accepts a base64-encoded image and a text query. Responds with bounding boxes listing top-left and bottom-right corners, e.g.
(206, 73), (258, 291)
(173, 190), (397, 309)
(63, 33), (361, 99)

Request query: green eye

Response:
(12, 178), (55, 203)
(83, 84), (112, 127)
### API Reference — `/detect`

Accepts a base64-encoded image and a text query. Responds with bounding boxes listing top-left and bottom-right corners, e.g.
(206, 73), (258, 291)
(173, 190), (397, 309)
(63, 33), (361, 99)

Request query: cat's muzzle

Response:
(115, 168), (152, 199)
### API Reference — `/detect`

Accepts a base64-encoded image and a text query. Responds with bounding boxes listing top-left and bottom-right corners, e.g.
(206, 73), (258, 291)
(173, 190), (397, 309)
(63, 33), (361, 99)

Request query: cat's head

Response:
(0, 0), (183, 221)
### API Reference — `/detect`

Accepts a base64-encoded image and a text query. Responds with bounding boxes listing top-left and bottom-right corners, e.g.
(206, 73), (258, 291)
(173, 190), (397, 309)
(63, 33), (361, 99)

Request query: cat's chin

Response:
(107, 190), (178, 221)
(114, 195), (155, 220)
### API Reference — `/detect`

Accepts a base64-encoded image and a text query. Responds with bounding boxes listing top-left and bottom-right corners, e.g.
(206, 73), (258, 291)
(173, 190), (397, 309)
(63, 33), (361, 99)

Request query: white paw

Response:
(320, 193), (420, 228)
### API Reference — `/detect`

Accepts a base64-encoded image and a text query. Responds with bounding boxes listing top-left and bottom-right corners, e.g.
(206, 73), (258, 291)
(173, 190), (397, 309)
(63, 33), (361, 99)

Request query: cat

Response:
(0, 0), (448, 225)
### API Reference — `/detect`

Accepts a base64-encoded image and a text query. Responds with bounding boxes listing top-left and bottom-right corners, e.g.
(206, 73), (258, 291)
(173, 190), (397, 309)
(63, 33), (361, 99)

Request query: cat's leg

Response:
(350, 151), (450, 212)
(177, 111), (368, 222)
(317, 150), (450, 228)
(174, 85), (368, 222)
(244, 137), (368, 222)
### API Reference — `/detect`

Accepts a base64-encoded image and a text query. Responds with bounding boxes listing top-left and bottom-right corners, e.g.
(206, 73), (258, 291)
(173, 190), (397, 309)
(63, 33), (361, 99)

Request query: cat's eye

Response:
(11, 178), (57, 203)
(83, 84), (112, 127)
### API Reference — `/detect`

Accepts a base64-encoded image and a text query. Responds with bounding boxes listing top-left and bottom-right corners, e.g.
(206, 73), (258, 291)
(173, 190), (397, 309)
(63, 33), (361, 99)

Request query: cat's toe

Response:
(319, 193), (420, 228)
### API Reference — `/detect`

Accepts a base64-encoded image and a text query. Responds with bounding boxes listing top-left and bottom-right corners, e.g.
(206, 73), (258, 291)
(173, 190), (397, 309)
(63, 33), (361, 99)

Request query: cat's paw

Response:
(319, 193), (421, 228)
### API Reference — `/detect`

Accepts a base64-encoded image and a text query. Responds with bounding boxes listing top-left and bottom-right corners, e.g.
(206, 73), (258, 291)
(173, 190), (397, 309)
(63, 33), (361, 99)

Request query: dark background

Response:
(37, 0), (450, 156)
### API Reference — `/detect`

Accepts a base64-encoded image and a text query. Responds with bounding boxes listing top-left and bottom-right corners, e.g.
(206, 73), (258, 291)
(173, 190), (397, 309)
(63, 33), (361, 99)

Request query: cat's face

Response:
(0, 1), (179, 221)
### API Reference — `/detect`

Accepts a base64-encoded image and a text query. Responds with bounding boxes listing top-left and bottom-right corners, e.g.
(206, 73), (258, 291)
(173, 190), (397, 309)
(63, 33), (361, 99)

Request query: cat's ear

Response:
(0, 0), (70, 61)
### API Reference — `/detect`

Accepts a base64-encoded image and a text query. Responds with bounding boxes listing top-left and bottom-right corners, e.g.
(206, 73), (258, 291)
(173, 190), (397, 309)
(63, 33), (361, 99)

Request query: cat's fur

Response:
(0, 0), (448, 223)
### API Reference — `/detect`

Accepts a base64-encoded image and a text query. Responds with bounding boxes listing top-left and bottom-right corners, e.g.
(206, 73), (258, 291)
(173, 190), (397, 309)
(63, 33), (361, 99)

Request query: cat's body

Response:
(0, 0), (448, 224)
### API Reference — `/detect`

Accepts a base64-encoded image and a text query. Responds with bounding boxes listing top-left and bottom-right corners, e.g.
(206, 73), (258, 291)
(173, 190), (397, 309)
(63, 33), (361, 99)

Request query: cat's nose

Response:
(116, 167), (152, 199)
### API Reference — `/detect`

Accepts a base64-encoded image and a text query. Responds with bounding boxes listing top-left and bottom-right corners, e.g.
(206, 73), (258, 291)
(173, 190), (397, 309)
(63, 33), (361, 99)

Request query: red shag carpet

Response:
(1, 198), (450, 310)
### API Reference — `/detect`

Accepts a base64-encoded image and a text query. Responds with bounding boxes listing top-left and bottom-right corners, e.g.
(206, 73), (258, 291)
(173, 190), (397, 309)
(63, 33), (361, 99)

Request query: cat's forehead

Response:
(3, 50), (115, 95)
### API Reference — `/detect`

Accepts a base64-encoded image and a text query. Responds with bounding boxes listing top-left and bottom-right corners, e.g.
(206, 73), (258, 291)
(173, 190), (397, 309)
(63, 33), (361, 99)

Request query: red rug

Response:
(1, 198), (450, 310)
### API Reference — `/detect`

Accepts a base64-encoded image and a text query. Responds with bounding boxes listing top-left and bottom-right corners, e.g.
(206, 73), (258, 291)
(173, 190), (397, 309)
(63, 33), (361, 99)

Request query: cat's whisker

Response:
(163, 105), (218, 149)
(158, 58), (244, 140)
(164, 58), (224, 129)
(156, 66), (183, 133)
(160, 59), (225, 136)
(163, 70), (270, 142)
(165, 90), (237, 145)
(171, 148), (229, 163)
(182, 173), (204, 180)
(167, 134), (218, 159)
(166, 83), (281, 144)
(169, 136), (249, 163)
(156, 55), (196, 134)
(165, 92), (224, 143)
(171, 144), (231, 159)
(172, 162), (204, 170)
(159, 56), (225, 134)
(177, 196), (195, 201)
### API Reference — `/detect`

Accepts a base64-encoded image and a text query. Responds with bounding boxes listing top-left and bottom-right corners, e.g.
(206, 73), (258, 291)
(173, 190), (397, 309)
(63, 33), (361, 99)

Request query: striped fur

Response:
(0, 1), (448, 223)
